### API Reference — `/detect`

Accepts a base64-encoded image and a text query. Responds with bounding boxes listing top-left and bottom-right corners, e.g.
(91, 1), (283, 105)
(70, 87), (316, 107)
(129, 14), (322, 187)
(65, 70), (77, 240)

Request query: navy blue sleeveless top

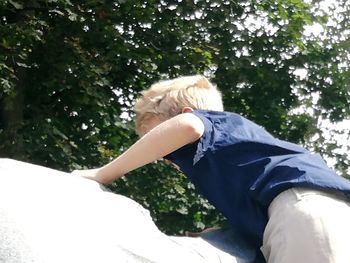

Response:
(165, 110), (350, 248)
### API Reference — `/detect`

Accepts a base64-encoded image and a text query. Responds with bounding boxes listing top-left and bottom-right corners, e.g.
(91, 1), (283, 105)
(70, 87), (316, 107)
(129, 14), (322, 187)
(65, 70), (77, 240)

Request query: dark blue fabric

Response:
(200, 228), (266, 263)
(165, 110), (350, 250)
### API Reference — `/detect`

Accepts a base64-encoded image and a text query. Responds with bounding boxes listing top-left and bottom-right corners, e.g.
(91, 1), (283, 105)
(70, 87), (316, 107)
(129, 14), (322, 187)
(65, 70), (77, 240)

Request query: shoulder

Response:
(192, 109), (241, 120)
(192, 110), (244, 127)
(191, 110), (251, 135)
(175, 112), (205, 140)
(192, 109), (280, 147)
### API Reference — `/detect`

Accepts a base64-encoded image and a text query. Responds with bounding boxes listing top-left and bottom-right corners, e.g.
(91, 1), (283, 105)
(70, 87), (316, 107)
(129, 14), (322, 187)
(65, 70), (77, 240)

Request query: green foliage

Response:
(1, 0), (349, 233)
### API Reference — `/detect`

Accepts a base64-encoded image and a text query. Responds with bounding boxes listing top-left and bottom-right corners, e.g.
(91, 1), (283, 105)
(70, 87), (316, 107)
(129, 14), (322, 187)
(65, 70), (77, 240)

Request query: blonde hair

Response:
(134, 75), (223, 135)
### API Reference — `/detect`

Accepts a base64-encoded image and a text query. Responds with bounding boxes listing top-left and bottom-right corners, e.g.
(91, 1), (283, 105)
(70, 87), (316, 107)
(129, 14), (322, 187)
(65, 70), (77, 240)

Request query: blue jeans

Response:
(200, 228), (266, 263)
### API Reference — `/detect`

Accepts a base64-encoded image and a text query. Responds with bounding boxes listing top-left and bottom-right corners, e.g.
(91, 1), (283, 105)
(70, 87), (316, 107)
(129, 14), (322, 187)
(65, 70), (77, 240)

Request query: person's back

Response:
(165, 109), (350, 255)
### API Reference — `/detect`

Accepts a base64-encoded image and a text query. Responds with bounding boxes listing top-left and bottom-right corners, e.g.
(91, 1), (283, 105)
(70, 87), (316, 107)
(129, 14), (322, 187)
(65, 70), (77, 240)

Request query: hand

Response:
(71, 168), (104, 184)
(185, 227), (220, 237)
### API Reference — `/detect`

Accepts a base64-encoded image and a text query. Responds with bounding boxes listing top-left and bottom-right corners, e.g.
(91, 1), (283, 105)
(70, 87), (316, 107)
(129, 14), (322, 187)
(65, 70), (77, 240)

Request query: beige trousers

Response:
(261, 187), (350, 263)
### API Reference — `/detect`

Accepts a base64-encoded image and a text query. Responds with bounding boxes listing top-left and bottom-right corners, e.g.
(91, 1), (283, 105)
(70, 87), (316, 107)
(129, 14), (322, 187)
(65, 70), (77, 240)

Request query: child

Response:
(73, 75), (350, 263)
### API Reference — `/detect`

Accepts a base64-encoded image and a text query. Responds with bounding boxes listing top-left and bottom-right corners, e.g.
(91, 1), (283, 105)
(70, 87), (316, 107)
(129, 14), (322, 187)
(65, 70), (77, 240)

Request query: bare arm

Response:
(72, 113), (204, 184)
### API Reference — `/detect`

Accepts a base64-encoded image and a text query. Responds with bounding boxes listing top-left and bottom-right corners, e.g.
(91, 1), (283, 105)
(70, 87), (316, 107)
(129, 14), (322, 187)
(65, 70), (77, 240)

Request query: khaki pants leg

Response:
(261, 188), (350, 263)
